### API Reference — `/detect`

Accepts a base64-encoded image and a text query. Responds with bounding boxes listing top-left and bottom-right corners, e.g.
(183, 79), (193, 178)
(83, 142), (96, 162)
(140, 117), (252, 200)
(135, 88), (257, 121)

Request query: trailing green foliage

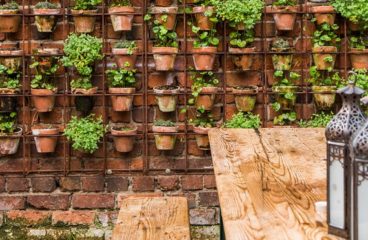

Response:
(144, 14), (178, 48)
(190, 111), (215, 128)
(30, 53), (60, 90)
(229, 30), (254, 48)
(0, 64), (20, 89)
(64, 115), (106, 153)
(34, 1), (59, 9)
(192, 28), (219, 48)
(113, 40), (137, 55)
(308, 66), (342, 87)
(273, 70), (300, 87)
(188, 71), (219, 110)
(106, 64), (136, 88)
(223, 112), (261, 129)
(0, 1), (19, 10)
(273, 111), (297, 125)
(313, 23), (341, 47)
(73, 0), (101, 10)
(153, 119), (175, 127)
(272, 0), (296, 6)
(331, 0), (368, 28)
(350, 34), (368, 50)
(109, 0), (131, 7)
(0, 112), (17, 135)
(298, 112), (334, 128)
(350, 69), (368, 95)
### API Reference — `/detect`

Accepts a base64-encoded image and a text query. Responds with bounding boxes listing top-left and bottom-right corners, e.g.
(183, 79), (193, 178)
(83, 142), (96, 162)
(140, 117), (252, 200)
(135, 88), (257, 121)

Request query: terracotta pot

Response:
(154, 0), (174, 7)
(193, 126), (211, 150)
(271, 6), (298, 31)
(310, 5), (335, 25)
(111, 126), (137, 152)
(153, 85), (180, 112)
(31, 88), (57, 112)
(312, 85), (337, 110)
(193, 6), (215, 30)
(32, 126), (59, 153)
(0, 88), (20, 94)
(272, 85), (297, 111)
(152, 47), (178, 71)
(152, 7), (178, 31)
(0, 127), (22, 156)
(312, 46), (337, 70)
(71, 9), (97, 33)
(196, 86), (218, 110)
(0, 96), (16, 112)
(229, 47), (255, 71)
(350, 48), (368, 70)
(33, 8), (60, 32)
(192, 47), (217, 71)
(0, 49), (23, 71)
(112, 48), (137, 70)
(152, 125), (178, 150)
(108, 87), (135, 112)
(0, 9), (21, 33)
(232, 86), (258, 112)
(72, 86), (98, 95)
(109, 6), (135, 32)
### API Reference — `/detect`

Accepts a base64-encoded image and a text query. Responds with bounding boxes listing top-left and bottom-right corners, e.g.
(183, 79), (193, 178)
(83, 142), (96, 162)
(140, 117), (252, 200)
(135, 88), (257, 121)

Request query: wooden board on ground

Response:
(209, 128), (344, 240)
(112, 196), (190, 240)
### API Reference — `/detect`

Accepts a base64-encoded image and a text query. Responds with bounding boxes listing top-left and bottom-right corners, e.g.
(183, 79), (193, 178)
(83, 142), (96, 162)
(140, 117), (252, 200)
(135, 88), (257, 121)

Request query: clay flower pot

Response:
(153, 85), (180, 112)
(109, 87), (135, 112)
(31, 88), (57, 112)
(109, 6), (135, 32)
(312, 46), (337, 70)
(32, 126), (59, 153)
(270, 5), (298, 31)
(0, 127), (22, 156)
(112, 48), (137, 70)
(154, 0), (174, 7)
(350, 48), (368, 70)
(272, 49), (293, 71)
(0, 49), (23, 71)
(309, 5), (335, 25)
(232, 86), (258, 112)
(152, 125), (178, 150)
(196, 86), (218, 110)
(0, 9), (21, 33)
(193, 6), (215, 31)
(272, 85), (297, 111)
(152, 47), (178, 71)
(0, 88), (20, 95)
(71, 9), (98, 33)
(312, 85), (337, 110)
(111, 125), (137, 153)
(192, 47), (217, 71)
(151, 7), (178, 31)
(193, 126), (211, 150)
(229, 47), (256, 71)
(72, 86), (98, 95)
(33, 8), (60, 32)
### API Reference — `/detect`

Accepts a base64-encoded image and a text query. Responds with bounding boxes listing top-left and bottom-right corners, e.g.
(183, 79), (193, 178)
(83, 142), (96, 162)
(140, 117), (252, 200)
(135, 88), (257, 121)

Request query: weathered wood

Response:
(112, 197), (190, 240)
(209, 128), (344, 240)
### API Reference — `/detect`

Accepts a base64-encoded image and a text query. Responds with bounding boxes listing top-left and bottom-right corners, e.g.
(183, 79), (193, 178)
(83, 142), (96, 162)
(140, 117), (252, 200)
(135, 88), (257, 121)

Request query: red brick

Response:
(198, 192), (219, 207)
(60, 177), (81, 192)
(31, 177), (56, 193)
(0, 196), (26, 210)
(6, 210), (51, 225)
(189, 208), (219, 225)
(72, 194), (115, 209)
(0, 176), (5, 192)
(106, 177), (129, 192)
(52, 211), (96, 226)
(157, 176), (179, 191)
(27, 195), (70, 210)
(81, 176), (105, 192)
(6, 178), (29, 193)
(181, 175), (203, 191)
(203, 175), (217, 189)
(132, 176), (155, 192)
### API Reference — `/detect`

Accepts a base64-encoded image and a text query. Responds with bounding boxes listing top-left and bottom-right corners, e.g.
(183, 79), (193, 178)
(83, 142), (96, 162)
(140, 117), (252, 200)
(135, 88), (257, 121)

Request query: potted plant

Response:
(312, 23), (340, 70)
(0, 64), (20, 95)
(0, 48), (23, 71)
(190, 111), (215, 150)
(332, 0), (368, 31)
(0, 112), (22, 156)
(30, 49), (60, 112)
(62, 33), (103, 95)
(232, 86), (258, 112)
(228, 30), (256, 71)
(349, 34), (368, 70)
(309, 3), (335, 26)
(271, 38), (293, 71)
(350, 69), (368, 97)
(106, 64), (136, 112)
(145, 14), (179, 71)
(64, 114), (106, 154)
(150, 6), (178, 31)
(222, 112), (261, 129)
(152, 119), (178, 150)
(298, 112), (334, 128)
(112, 40), (137, 70)
(154, 85), (180, 112)
(71, 0), (102, 33)
(269, 0), (298, 31)
(192, 0), (217, 30)
(31, 124), (59, 153)
(0, 1), (20, 33)
(108, 0), (135, 32)
(111, 124), (137, 152)
(33, 1), (60, 33)
(189, 71), (219, 111)
(192, 28), (219, 71)
(308, 66), (341, 110)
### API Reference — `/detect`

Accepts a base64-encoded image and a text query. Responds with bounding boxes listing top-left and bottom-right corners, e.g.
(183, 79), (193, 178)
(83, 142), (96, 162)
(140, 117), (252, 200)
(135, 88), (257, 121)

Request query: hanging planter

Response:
(311, 85), (337, 110)
(232, 86), (258, 112)
(350, 48), (368, 70)
(32, 125), (59, 153)
(31, 88), (57, 112)
(109, 6), (135, 32)
(0, 49), (23, 71)
(271, 38), (293, 71)
(151, 7), (178, 31)
(154, 0), (174, 7)
(272, 85), (297, 111)
(193, 126), (211, 150)
(71, 9), (98, 33)
(152, 121), (178, 150)
(309, 5), (335, 26)
(111, 125), (137, 153)
(112, 40), (137, 70)
(33, 2), (61, 33)
(192, 47), (217, 71)
(109, 87), (135, 112)
(229, 47), (255, 71)
(312, 46), (337, 70)
(270, 5), (298, 31)
(0, 127), (22, 156)
(153, 85), (180, 112)
(193, 6), (215, 31)
(152, 47), (178, 71)
(0, 2), (21, 33)
(196, 86), (218, 110)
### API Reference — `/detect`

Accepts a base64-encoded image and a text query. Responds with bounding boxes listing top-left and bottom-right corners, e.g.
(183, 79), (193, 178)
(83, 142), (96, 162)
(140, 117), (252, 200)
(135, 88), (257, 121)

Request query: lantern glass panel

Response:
(329, 159), (345, 229)
(358, 180), (368, 239)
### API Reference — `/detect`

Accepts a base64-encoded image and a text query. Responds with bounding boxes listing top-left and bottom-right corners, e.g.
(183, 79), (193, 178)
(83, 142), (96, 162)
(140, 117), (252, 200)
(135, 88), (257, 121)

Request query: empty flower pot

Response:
(312, 46), (337, 70)
(109, 87), (135, 112)
(154, 85), (180, 112)
(350, 48), (368, 69)
(109, 6), (135, 32)
(32, 126), (59, 153)
(271, 6), (298, 31)
(71, 9), (98, 33)
(192, 47), (217, 71)
(152, 47), (178, 71)
(152, 125), (178, 150)
(193, 6), (215, 30)
(196, 86), (218, 110)
(272, 85), (297, 111)
(112, 47), (137, 70)
(0, 9), (21, 33)
(151, 6), (178, 31)
(31, 88), (57, 112)
(310, 5), (335, 25)
(33, 8), (60, 32)
(0, 127), (22, 156)
(0, 49), (23, 71)
(193, 126), (211, 150)
(229, 47), (256, 71)
(232, 86), (258, 112)
(111, 125), (137, 153)
(312, 85), (337, 110)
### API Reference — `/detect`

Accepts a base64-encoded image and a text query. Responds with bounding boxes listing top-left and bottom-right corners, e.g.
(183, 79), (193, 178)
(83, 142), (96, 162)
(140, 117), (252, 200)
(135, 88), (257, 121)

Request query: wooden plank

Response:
(112, 196), (190, 240)
(209, 128), (344, 240)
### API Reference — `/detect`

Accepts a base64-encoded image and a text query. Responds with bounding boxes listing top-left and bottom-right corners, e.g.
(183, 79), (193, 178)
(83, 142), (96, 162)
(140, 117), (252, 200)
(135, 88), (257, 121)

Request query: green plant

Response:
(350, 69), (368, 95)
(113, 40), (137, 55)
(34, 1), (59, 9)
(106, 64), (136, 88)
(272, 38), (290, 50)
(144, 14), (178, 48)
(153, 119), (175, 127)
(223, 112), (261, 129)
(0, 112), (17, 134)
(308, 66), (342, 86)
(190, 111), (215, 128)
(229, 29), (254, 48)
(350, 34), (368, 50)
(109, 0), (131, 7)
(188, 71), (219, 106)
(0, 64), (20, 89)
(331, 0), (368, 28)
(273, 70), (300, 87)
(62, 33), (103, 89)
(64, 114), (106, 153)
(272, 0), (296, 6)
(192, 28), (219, 48)
(193, 0), (213, 6)
(73, 0), (101, 10)
(273, 111), (296, 125)
(298, 112), (334, 128)
(313, 23), (341, 47)
(0, 1), (19, 10)
(30, 53), (60, 90)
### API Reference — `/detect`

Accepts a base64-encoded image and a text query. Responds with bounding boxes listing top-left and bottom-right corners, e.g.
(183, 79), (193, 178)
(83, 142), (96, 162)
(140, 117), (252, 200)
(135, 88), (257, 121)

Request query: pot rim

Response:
(72, 86), (98, 95)
(33, 8), (61, 15)
(71, 9), (98, 15)
(31, 88), (57, 95)
(31, 126), (59, 135)
(268, 5), (298, 13)
(153, 85), (180, 94)
(192, 47), (217, 54)
(111, 125), (138, 136)
(200, 86), (218, 94)
(1, 127), (23, 136)
(0, 49), (23, 55)
(37, 48), (60, 55)
(0, 88), (20, 95)
(0, 9), (19, 14)
(309, 5), (335, 14)
(152, 47), (178, 54)
(108, 6), (135, 14)
(228, 47), (256, 54)
(272, 85), (298, 92)
(311, 85), (337, 92)
(108, 87), (136, 94)
(151, 6), (178, 14)
(232, 86), (258, 95)
(112, 47), (138, 55)
(152, 125), (178, 133)
(193, 125), (212, 134)
(350, 48), (368, 53)
(312, 46), (337, 53)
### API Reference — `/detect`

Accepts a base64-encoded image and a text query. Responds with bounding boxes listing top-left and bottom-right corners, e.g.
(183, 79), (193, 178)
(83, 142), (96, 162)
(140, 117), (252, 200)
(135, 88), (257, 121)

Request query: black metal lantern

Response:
(325, 81), (366, 238)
